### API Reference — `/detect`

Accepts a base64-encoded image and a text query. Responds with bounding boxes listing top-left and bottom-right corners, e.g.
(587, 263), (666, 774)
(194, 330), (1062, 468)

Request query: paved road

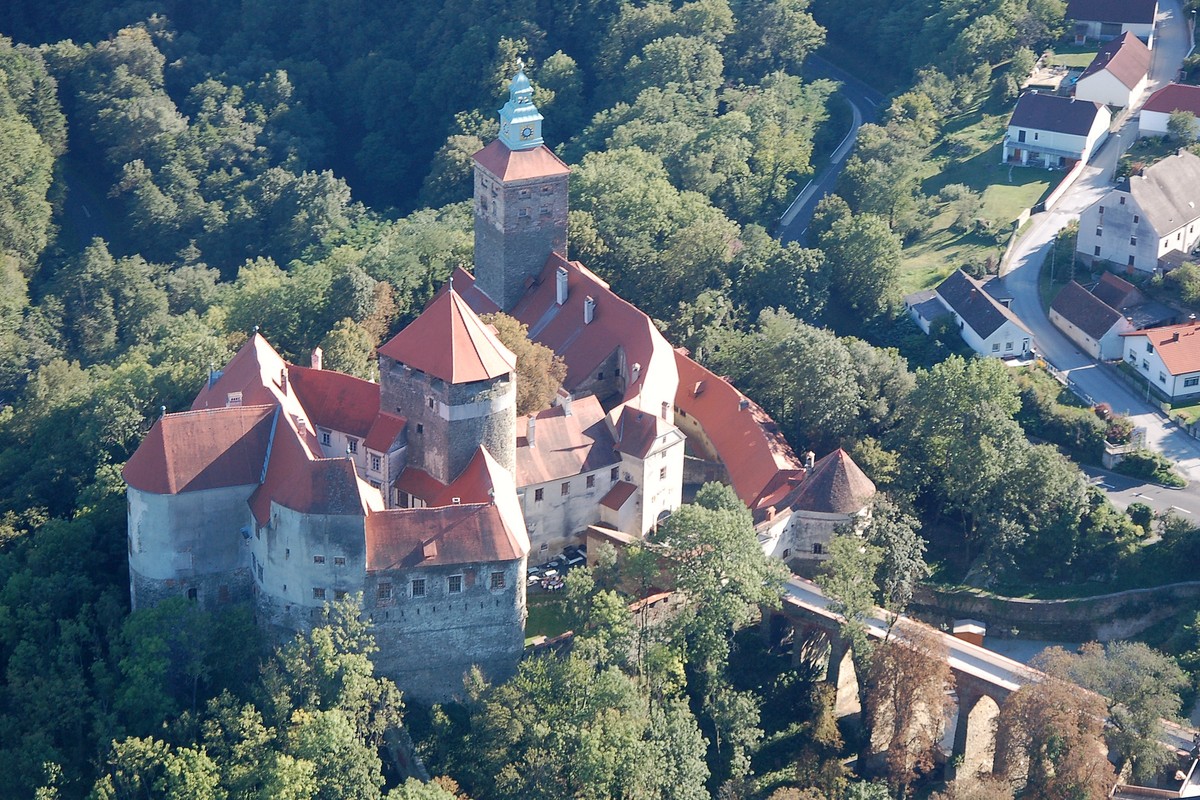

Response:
(1002, 0), (1200, 479)
(1083, 464), (1200, 517)
(777, 56), (885, 245)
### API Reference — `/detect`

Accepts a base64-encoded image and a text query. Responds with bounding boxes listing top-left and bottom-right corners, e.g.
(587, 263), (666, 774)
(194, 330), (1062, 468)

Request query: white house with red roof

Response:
(1074, 32), (1151, 108)
(123, 68), (876, 700)
(1121, 318), (1200, 400)
(1140, 84), (1200, 138)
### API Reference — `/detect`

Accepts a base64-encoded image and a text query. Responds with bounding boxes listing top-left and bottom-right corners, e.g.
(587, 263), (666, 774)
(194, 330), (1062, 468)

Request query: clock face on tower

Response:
(521, 126), (534, 140)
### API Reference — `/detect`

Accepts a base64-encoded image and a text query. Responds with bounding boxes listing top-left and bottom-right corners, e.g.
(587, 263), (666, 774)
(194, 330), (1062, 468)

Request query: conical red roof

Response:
(377, 289), (516, 383)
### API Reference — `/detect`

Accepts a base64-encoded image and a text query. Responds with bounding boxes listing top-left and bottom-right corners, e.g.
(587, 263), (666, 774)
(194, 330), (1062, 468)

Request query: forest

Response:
(0, 0), (1195, 797)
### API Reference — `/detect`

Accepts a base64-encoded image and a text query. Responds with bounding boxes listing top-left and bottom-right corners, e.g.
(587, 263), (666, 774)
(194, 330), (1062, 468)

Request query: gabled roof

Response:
(1079, 32), (1151, 90)
(1009, 92), (1106, 136)
(516, 395), (619, 486)
(192, 333), (287, 411)
(1092, 271), (1141, 309)
(1126, 150), (1200, 234)
(288, 365), (379, 439)
(1142, 83), (1200, 116)
(608, 402), (679, 459)
(472, 140), (570, 182)
(365, 412), (406, 453)
(377, 288), (516, 384)
(1066, 0), (1157, 24)
(782, 449), (876, 515)
(673, 350), (802, 509)
(1051, 281), (1124, 339)
(1121, 320), (1200, 375)
(936, 269), (1033, 339)
(364, 504), (523, 569)
(600, 481), (637, 510)
(123, 405), (277, 494)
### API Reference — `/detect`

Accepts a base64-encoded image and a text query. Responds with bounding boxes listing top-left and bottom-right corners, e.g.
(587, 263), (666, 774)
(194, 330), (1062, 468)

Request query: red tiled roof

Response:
(365, 412), (406, 453)
(288, 365), (379, 439)
(395, 467), (448, 506)
(516, 395), (618, 485)
(472, 140), (570, 182)
(600, 480), (638, 510)
(1121, 320), (1200, 374)
(1092, 271), (1140, 309)
(673, 351), (802, 508)
(609, 403), (675, 459)
(1079, 32), (1150, 90)
(192, 333), (287, 411)
(364, 504), (523, 569)
(1143, 83), (1200, 116)
(123, 405), (276, 494)
(783, 449), (876, 515)
(377, 289), (516, 384)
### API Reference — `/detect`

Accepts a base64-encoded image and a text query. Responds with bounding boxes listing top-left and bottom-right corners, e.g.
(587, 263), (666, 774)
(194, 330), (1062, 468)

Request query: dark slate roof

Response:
(904, 289), (952, 324)
(1051, 281), (1123, 339)
(1009, 92), (1105, 136)
(936, 270), (1032, 339)
(783, 449), (876, 515)
(1066, 0), (1157, 24)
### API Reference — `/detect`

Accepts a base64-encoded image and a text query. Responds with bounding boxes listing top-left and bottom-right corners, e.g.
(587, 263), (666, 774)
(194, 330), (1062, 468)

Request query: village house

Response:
(122, 67), (875, 701)
(1003, 92), (1111, 168)
(1073, 32), (1151, 109)
(1077, 149), (1200, 273)
(1066, 0), (1158, 47)
(904, 269), (1032, 358)
(1050, 273), (1176, 359)
(1139, 83), (1200, 138)
(1122, 318), (1200, 400)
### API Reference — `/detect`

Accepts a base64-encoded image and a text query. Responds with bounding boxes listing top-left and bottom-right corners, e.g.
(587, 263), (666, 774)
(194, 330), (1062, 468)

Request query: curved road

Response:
(1003, 0), (1200, 479)
(777, 55), (885, 245)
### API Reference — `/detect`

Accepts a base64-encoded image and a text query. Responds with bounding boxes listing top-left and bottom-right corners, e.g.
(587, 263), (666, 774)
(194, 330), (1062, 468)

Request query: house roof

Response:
(1092, 271), (1141, 309)
(608, 402), (679, 459)
(1126, 150), (1200, 234)
(378, 288), (516, 384)
(1079, 32), (1151, 90)
(1051, 280), (1124, 339)
(1066, 0), (1157, 24)
(1009, 92), (1106, 136)
(1143, 83), (1200, 116)
(1121, 319), (1200, 374)
(673, 350), (802, 509)
(365, 505), (522, 569)
(936, 269), (1033, 339)
(600, 480), (638, 510)
(472, 139), (570, 182)
(123, 405), (277, 494)
(192, 333), (287, 411)
(782, 449), (876, 515)
(287, 365), (379, 440)
(516, 395), (619, 486)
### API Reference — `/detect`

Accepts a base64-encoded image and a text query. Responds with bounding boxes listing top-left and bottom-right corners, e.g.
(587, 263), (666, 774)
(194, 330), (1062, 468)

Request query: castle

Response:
(122, 68), (875, 700)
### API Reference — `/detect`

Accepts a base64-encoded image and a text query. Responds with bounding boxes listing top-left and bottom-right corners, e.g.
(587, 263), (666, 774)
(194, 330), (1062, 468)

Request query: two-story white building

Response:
(1077, 150), (1200, 273)
(1003, 92), (1111, 168)
(1122, 319), (1200, 400)
(1074, 32), (1151, 109)
(1067, 0), (1157, 47)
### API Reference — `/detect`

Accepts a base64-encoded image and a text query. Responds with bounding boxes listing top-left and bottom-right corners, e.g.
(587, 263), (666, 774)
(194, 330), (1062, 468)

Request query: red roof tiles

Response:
(1121, 320), (1200, 375)
(1079, 32), (1151, 90)
(1143, 83), (1200, 116)
(600, 480), (638, 511)
(472, 140), (570, 182)
(288, 365), (379, 439)
(783, 449), (876, 515)
(378, 289), (516, 384)
(516, 395), (618, 485)
(365, 504), (523, 569)
(192, 333), (287, 411)
(123, 405), (277, 494)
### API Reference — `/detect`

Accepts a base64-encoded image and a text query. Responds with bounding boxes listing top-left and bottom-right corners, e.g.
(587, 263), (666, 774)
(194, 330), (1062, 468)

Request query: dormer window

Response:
(226, 391), (242, 407)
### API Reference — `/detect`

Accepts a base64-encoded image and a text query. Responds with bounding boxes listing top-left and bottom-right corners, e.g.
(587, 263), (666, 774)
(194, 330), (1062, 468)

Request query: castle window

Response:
(411, 579), (426, 598)
(334, 556), (346, 566)
(314, 555), (325, 564)
(335, 590), (347, 600)
(448, 575), (463, 593)
(226, 391), (242, 407)
(312, 588), (326, 600)
(1130, 236), (1137, 246)
(285, 548), (290, 559)
(611, 466), (619, 481)
(534, 488), (544, 502)
(561, 481), (570, 496)
(657, 466), (665, 480)
(812, 543), (823, 555)
(783, 549), (791, 559)
(378, 583), (392, 600)
(597, 371), (604, 379)
(519, 189), (531, 198)
(541, 185), (553, 194)
(1096, 227), (1102, 237)
(1187, 377), (1200, 387)
(1095, 246), (1101, 256)
(348, 438), (358, 454)
(187, 587), (198, 601)
(518, 208), (530, 218)
(586, 474), (595, 489)
(1129, 255), (1136, 267)
(490, 572), (506, 590)
(540, 206), (550, 215)
(428, 397), (434, 409)
(257, 564), (264, 581)
(1099, 206), (1104, 215)
(417, 423), (424, 435)
(371, 455), (381, 471)
(1120, 196), (1126, 205)
(321, 429), (331, 446)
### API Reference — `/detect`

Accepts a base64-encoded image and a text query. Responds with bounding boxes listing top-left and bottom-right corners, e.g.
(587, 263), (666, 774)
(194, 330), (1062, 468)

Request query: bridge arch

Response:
(953, 692), (1001, 780)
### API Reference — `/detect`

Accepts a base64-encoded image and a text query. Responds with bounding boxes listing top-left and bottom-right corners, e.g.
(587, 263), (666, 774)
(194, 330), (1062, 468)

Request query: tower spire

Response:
(498, 63), (544, 150)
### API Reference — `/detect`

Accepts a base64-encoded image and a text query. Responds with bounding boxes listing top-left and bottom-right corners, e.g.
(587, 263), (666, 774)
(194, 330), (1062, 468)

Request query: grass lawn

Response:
(1044, 43), (1099, 68)
(525, 593), (571, 645)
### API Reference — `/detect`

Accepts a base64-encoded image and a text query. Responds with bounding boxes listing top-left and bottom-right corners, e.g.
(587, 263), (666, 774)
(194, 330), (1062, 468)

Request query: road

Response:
(1083, 464), (1200, 517)
(777, 55), (885, 244)
(1002, 0), (1200, 479)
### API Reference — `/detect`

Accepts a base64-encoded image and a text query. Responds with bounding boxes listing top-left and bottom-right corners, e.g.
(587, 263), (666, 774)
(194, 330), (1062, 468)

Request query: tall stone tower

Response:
(472, 65), (571, 311)
(377, 288), (518, 484)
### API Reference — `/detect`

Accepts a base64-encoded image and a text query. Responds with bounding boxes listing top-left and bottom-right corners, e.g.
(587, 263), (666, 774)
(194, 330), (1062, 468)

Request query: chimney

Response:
(1174, 331), (1181, 342)
(280, 367), (288, 392)
(738, 398), (750, 411)
(311, 347), (323, 370)
(584, 296), (596, 324)
(296, 416), (307, 434)
(805, 450), (816, 469)
(556, 266), (569, 305)
(631, 362), (641, 383)
(527, 416), (537, 447)
(556, 388), (573, 416)
(765, 506), (776, 522)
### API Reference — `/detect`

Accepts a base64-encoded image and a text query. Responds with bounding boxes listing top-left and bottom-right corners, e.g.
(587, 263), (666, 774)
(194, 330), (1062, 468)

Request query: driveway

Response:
(777, 55), (885, 244)
(1001, 0), (1200, 478)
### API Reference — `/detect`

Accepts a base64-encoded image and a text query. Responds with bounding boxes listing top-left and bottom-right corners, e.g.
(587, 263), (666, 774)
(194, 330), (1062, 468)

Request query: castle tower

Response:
(377, 287), (518, 484)
(472, 65), (571, 310)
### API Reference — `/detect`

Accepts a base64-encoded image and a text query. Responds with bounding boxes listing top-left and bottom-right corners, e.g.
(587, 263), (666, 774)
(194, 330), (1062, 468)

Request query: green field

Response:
(1044, 43), (1099, 68)
(900, 108), (1054, 293)
(525, 594), (571, 644)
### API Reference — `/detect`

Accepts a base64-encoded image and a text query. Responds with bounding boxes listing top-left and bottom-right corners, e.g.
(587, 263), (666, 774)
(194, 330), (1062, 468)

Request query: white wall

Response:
(950, 314), (1030, 358)
(1076, 70), (1145, 108)
(1123, 334), (1200, 399)
(520, 464), (615, 558)
(1049, 309), (1131, 359)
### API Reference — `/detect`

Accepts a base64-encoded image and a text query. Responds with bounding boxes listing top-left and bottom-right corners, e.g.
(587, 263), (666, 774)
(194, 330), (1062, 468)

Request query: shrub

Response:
(1106, 416), (1134, 444)
(1127, 502), (1154, 533)
(1114, 449), (1187, 488)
